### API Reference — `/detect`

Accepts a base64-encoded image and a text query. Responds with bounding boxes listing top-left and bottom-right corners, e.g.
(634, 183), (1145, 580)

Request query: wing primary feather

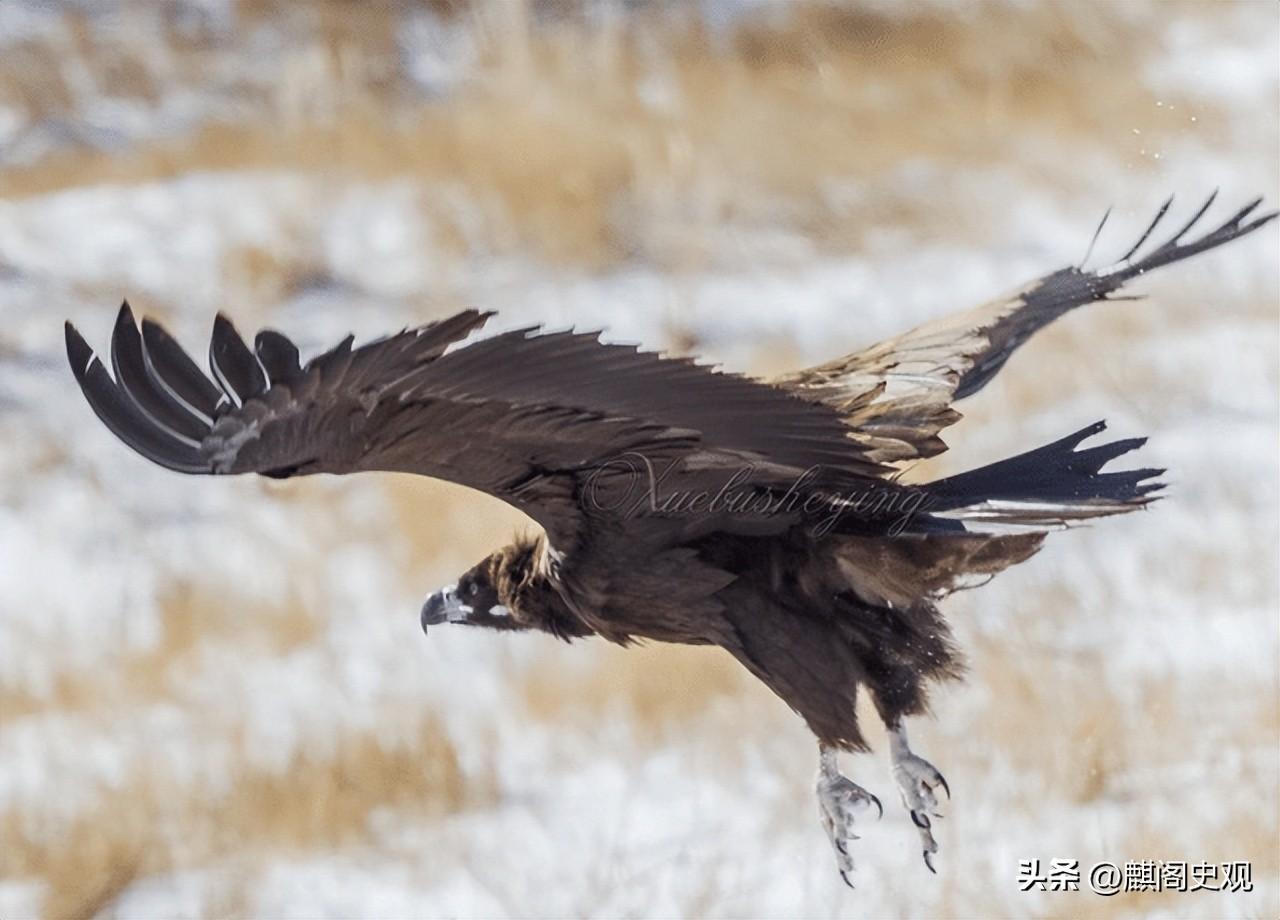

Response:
(254, 329), (301, 384)
(209, 313), (269, 405)
(65, 323), (211, 473)
(1079, 205), (1111, 268)
(1117, 194), (1173, 263)
(140, 318), (224, 421)
(109, 302), (209, 444)
(1156, 188), (1218, 251)
(65, 321), (95, 375)
(1221, 195), (1264, 229)
(1110, 195), (1275, 278)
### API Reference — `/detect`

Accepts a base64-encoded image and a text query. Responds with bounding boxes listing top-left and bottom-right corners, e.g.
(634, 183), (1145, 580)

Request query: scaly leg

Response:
(887, 721), (949, 873)
(815, 742), (882, 888)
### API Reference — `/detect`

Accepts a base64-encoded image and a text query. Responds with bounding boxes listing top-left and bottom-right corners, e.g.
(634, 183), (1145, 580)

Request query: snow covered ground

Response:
(0, 2), (1276, 917)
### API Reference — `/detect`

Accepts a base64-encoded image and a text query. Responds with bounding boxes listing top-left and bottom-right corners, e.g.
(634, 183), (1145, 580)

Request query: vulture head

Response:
(420, 560), (512, 633)
(420, 536), (590, 639)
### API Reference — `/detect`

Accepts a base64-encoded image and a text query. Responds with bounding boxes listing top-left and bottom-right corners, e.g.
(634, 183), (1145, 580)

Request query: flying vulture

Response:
(65, 195), (1275, 886)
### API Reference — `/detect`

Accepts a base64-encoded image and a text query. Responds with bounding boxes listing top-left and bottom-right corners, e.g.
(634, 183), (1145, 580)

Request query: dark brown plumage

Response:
(65, 195), (1276, 885)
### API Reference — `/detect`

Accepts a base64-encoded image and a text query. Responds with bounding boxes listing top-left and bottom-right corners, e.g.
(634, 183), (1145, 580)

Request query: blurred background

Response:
(0, 1), (1276, 917)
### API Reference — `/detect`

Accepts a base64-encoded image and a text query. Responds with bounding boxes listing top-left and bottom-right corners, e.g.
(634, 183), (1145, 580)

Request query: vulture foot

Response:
(816, 744), (882, 888)
(889, 724), (948, 873)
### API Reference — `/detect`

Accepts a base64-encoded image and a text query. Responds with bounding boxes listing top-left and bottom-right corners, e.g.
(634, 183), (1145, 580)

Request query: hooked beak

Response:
(420, 584), (473, 634)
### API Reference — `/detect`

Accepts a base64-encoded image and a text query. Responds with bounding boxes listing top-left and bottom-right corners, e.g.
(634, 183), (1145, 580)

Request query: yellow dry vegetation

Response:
(3, 710), (477, 920)
(0, 2), (1220, 270)
(519, 643), (751, 741)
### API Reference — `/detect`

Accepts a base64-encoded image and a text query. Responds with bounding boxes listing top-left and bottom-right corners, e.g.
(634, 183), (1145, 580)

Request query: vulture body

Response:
(65, 196), (1276, 885)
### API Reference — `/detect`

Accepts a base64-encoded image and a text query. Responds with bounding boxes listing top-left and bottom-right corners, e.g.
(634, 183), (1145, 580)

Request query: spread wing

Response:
(778, 193), (1277, 470)
(66, 303), (886, 552)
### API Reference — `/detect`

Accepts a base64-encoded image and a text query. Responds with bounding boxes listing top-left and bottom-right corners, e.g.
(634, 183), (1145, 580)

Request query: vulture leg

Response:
(888, 721), (949, 873)
(815, 742), (882, 888)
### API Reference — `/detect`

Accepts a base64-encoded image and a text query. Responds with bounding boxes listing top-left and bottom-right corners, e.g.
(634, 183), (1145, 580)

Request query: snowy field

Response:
(0, 2), (1277, 917)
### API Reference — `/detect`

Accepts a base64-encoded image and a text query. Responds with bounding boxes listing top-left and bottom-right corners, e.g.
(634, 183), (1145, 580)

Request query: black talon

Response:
(937, 774), (950, 800)
(923, 850), (937, 874)
(912, 811), (931, 830)
(869, 793), (883, 820)
(840, 870), (855, 890)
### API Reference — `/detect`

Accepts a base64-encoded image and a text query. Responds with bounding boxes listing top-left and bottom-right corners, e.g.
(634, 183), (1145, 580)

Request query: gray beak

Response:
(420, 584), (472, 634)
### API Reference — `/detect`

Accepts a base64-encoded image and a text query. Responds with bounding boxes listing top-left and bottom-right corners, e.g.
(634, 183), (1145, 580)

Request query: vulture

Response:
(65, 194), (1275, 886)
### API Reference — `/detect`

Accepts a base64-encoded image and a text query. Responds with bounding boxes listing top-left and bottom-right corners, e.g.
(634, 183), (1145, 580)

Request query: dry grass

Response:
(0, 583), (319, 723)
(0, 496), (501, 918)
(519, 643), (750, 742)
(1, 709), (479, 920)
(966, 631), (1170, 805)
(222, 241), (332, 309)
(1033, 806), (1280, 920)
(0, 2), (1227, 268)
(383, 474), (530, 576)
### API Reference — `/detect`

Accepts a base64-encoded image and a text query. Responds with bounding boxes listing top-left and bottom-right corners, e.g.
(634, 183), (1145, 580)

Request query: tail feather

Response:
(924, 421), (1163, 530)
